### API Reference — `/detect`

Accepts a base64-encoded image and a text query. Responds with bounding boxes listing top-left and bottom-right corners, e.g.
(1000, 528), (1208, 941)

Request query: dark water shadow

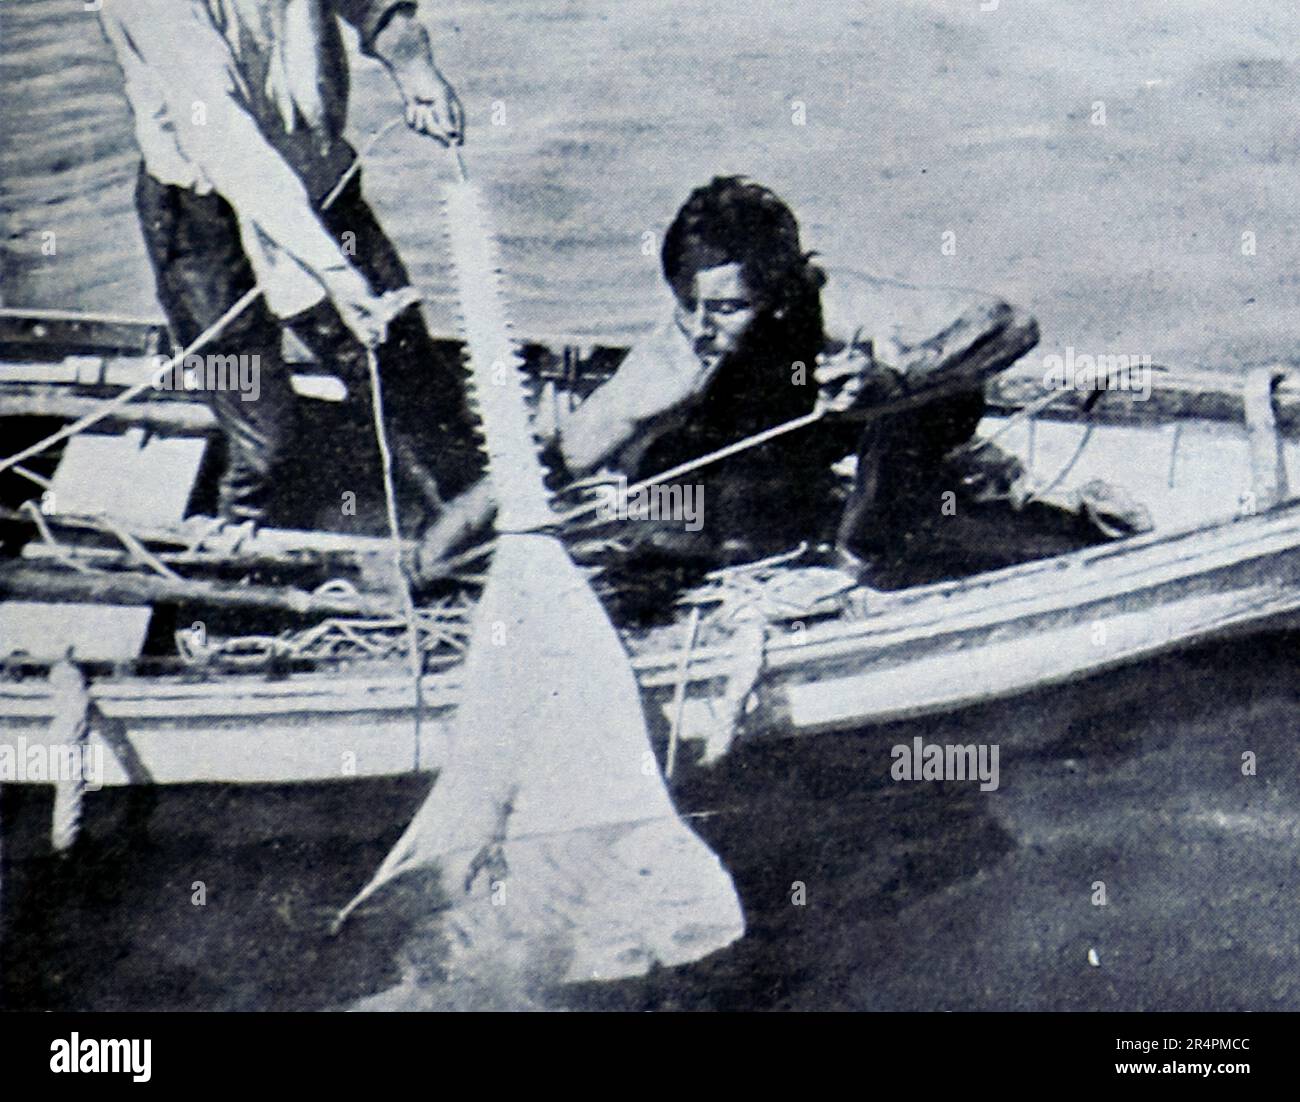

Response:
(561, 628), (1300, 1011)
(1, 776), (432, 1011)
(4, 630), (1299, 1011)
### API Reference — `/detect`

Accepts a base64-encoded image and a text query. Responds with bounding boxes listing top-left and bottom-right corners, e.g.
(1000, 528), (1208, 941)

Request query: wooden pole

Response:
(0, 560), (399, 618)
(1243, 367), (1291, 512)
(665, 603), (702, 780)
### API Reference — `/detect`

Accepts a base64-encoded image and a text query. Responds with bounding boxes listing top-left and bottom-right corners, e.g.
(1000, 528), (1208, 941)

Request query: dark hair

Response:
(660, 176), (826, 315)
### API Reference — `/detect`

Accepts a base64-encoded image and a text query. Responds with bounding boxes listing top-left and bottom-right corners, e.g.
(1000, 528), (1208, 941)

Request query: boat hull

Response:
(6, 495), (1300, 786)
(5, 310), (1300, 788)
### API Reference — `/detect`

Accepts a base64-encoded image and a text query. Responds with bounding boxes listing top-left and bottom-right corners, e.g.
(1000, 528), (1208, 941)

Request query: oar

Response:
(336, 149), (742, 980)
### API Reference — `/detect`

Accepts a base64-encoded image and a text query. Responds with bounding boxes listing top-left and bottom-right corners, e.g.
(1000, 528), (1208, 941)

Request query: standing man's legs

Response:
(288, 172), (484, 508)
(135, 167), (298, 526)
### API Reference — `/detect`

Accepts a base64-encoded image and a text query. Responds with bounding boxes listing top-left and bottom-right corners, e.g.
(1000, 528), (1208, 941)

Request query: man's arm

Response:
(347, 2), (464, 144)
(416, 323), (708, 576)
(105, 1), (398, 343)
(815, 269), (1038, 412)
(555, 322), (712, 475)
(554, 366), (667, 477)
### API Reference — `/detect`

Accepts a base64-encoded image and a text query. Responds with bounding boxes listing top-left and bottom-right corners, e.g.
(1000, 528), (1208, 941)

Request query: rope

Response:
(174, 603), (474, 668)
(664, 603), (701, 780)
(51, 766), (87, 854)
(47, 656), (92, 853)
(365, 346), (425, 770)
(1028, 422), (1097, 501)
(97, 512), (182, 580)
(12, 464), (51, 490)
(433, 412), (825, 573)
(0, 119), (404, 478)
(21, 500), (95, 575)
(1167, 422), (1183, 489)
(0, 289), (258, 477)
(554, 370), (1051, 532)
(432, 372), (1051, 573)
(962, 385), (1074, 457)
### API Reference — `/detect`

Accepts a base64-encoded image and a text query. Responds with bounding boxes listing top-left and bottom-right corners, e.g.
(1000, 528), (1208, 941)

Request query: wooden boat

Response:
(3, 306), (1300, 813)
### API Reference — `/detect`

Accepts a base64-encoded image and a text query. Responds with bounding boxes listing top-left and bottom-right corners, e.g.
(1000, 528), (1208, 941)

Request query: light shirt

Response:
(98, 0), (408, 316)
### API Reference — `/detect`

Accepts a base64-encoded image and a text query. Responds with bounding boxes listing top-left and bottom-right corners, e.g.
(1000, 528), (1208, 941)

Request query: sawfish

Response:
(338, 149), (743, 985)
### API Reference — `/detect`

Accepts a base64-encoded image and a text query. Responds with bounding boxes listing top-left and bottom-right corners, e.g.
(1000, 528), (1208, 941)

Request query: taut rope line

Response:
(435, 372), (1038, 574)
(365, 345), (426, 768)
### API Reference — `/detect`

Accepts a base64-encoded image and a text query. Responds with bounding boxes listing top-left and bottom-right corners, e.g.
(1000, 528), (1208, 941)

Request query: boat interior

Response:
(1, 307), (1297, 670)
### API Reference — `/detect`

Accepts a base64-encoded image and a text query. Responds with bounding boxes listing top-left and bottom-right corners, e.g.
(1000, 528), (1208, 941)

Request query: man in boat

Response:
(420, 177), (1148, 589)
(98, 0), (483, 538)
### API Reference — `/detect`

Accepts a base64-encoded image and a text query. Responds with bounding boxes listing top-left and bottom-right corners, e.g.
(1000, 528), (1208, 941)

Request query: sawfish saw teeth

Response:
(455, 356), (491, 453)
(441, 176), (555, 528)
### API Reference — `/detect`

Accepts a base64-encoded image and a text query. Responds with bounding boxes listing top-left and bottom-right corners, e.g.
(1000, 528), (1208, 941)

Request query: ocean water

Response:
(5, 628), (1300, 1012)
(4, 0), (1300, 1011)
(4, 0), (1300, 365)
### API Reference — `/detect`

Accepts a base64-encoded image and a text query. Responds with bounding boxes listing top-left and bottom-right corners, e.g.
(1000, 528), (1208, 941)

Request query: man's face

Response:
(673, 263), (761, 372)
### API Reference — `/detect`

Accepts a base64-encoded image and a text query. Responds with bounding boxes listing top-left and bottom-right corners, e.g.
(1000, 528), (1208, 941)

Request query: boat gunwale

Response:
(7, 306), (1300, 720)
(4, 491), (1300, 721)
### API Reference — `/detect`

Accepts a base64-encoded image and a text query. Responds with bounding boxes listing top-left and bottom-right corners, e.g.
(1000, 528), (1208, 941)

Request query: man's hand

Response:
(403, 71), (464, 146)
(321, 266), (420, 347)
(814, 338), (899, 416)
(416, 480), (497, 581)
(532, 380), (573, 445)
(374, 10), (465, 146)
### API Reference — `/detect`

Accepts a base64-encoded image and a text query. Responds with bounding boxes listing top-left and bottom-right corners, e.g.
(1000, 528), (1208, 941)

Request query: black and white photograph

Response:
(0, 0), (1294, 1060)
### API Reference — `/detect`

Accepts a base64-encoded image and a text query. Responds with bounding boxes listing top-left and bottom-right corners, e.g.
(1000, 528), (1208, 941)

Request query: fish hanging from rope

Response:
(337, 148), (743, 984)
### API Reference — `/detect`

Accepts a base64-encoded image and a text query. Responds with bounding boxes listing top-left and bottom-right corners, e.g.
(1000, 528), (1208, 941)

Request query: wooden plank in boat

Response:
(0, 428), (209, 661)
(987, 363), (1300, 434)
(46, 429), (206, 526)
(0, 600), (150, 663)
(0, 308), (168, 357)
(0, 387), (217, 433)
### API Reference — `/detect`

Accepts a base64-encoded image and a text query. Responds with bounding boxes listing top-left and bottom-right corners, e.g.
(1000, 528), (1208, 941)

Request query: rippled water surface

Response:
(4, 0), (1300, 363)
(5, 630), (1300, 1011)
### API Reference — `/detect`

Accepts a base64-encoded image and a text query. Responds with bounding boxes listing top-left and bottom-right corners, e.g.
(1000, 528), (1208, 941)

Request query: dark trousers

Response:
(135, 165), (482, 525)
(838, 390), (989, 557)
